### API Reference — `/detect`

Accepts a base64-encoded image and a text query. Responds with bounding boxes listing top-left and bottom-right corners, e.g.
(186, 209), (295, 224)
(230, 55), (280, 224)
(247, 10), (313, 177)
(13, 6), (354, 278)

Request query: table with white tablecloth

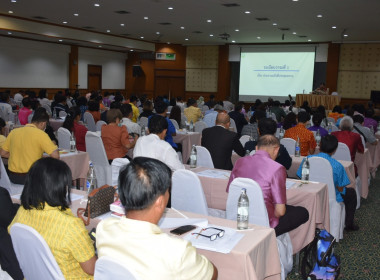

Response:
(173, 132), (202, 163)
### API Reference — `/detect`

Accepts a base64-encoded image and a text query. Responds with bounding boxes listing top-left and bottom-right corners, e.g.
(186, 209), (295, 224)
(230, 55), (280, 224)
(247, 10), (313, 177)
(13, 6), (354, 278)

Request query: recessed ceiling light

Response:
(185, 38), (189, 41)
(167, 42), (170, 44)
(144, 16), (148, 20)
(8, 32), (12, 35)
(59, 39), (63, 42)
(209, 34), (214, 37)
(98, 45), (102, 48)
(74, 13), (79, 16)
(180, 26), (185, 29)
(207, 19), (212, 23)
(257, 37), (261, 39)
(130, 49), (134, 52)
(232, 40), (236, 43)
(292, 0), (299, 1)
(292, 32), (297, 35)
(344, 34), (348, 37)
(273, 23), (277, 26)
(332, 26), (337, 29)
(94, 3), (100, 7)
(235, 29), (239, 32)
(11, 0), (17, 2)
(156, 31), (160, 34)
(120, 23), (125, 26)
(245, 11), (251, 14)
(63, 21), (68, 24)
(317, 14), (322, 18)
(168, 7), (173, 10)
(8, 11), (13, 14)
(140, 36), (144, 39)
(308, 39), (312, 41)
(106, 30), (111, 33)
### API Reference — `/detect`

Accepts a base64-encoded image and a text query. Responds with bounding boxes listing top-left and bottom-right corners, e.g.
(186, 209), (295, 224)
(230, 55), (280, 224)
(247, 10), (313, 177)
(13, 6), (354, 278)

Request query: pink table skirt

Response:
(60, 151), (90, 181)
(70, 190), (281, 280)
(191, 166), (330, 254)
(354, 149), (371, 198)
(174, 132), (201, 163)
(367, 141), (380, 175)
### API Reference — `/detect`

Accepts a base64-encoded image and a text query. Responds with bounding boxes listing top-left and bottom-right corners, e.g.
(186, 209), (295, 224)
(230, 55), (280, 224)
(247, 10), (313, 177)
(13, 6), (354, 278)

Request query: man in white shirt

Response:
(0, 93), (13, 121)
(120, 103), (141, 136)
(133, 115), (184, 171)
(13, 90), (25, 104)
(203, 104), (225, 127)
(96, 157), (217, 280)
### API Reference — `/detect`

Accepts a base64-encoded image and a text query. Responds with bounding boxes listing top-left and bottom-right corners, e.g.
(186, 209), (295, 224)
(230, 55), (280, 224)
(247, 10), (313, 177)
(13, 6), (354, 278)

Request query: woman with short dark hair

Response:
(62, 107), (88, 151)
(9, 158), (96, 279)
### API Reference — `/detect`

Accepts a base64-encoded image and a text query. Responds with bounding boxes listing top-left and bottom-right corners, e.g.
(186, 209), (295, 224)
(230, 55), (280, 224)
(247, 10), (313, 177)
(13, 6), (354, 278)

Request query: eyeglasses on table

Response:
(191, 227), (225, 241)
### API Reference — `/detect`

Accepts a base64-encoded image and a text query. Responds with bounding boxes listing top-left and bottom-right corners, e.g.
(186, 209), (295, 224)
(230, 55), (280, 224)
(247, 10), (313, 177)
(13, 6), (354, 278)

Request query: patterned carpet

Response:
(287, 169), (380, 280)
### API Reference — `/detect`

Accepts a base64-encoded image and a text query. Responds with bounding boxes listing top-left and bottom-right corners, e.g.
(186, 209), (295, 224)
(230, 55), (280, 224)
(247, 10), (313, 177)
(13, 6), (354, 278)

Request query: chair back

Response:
(280, 138), (296, 155)
(96, 120), (107, 132)
(8, 111), (15, 123)
(85, 131), (112, 186)
(226, 178), (269, 227)
(57, 127), (71, 151)
(84, 112), (96, 132)
(360, 135), (365, 147)
(138, 117), (148, 128)
(229, 118), (237, 132)
(194, 121), (207, 133)
(271, 113), (277, 122)
(167, 106), (173, 113)
(94, 256), (138, 280)
(111, 158), (130, 186)
(27, 113), (34, 124)
(172, 169), (208, 215)
(170, 119), (179, 130)
(239, 135), (250, 147)
(41, 104), (52, 116)
(0, 159), (12, 194)
(10, 223), (65, 280)
(332, 142), (351, 162)
(195, 146), (214, 168)
(181, 113), (188, 123)
(0, 106), (8, 121)
(59, 111), (67, 118)
(308, 157), (335, 201)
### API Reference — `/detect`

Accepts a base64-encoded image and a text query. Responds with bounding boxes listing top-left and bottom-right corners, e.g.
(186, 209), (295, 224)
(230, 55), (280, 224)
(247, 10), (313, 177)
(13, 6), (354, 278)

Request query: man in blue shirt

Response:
(297, 135), (358, 231)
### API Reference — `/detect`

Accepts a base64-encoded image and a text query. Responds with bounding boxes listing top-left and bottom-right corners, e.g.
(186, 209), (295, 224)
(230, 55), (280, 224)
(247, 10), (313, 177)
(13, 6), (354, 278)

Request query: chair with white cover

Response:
(94, 256), (139, 280)
(229, 118), (237, 133)
(59, 111), (67, 118)
(0, 159), (23, 195)
(138, 117), (148, 128)
(308, 157), (345, 241)
(181, 113), (188, 123)
(27, 113), (34, 124)
(195, 146), (214, 168)
(57, 127), (71, 151)
(194, 121), (207, 133)
(171, 169), (224, 217)
(167, 106), (172, 113)
(96, 120), (107, 132)
(360, 135), (365, 147)
(332, 142), (351, 162)
(83, 112), (97, 132)
(170, 119), (179, 130)
(280, 138), (296, 155)
(271, 113), (277, 122)
(10, 223), (65, 280)
(111, 158), (130, 187)
(239, 135), (250, 147)
(41, 104), (52, 116)
(8, 112), (15, 124)
(85, 131), (112, 187)
(226, 178), (293, 280)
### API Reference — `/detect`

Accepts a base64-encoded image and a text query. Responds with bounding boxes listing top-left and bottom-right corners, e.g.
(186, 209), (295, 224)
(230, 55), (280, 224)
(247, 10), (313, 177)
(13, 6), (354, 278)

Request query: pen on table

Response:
(171, 207), (189, 219)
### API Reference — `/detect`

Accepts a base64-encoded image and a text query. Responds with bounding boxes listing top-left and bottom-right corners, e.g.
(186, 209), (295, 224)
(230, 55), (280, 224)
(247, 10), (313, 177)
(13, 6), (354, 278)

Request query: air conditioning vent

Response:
(222, 3), (240, 7)
(115, 10), (130, 14)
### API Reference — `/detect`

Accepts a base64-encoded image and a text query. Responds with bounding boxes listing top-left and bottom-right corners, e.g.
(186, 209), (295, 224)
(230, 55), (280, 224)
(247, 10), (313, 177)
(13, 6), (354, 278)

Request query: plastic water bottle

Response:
(189, 145), (197, 168)
(279, 126), (284, 140)
(189, 120), (194, 132)
(377, 121), (380, 132)
(295, 137), (301, 157)
(301, 157), (310, 183)
(328, 122), (332, 135)
(86, 162), (97, 194)
(70, 132), (77, 152)
(315, 129), (321, 146)
(53, 107), (57, 119)
(141, 125), (146, 136)
(245, 150), (250, 156)
(237, 188), (249, 230)
(266, 108), (270, 118)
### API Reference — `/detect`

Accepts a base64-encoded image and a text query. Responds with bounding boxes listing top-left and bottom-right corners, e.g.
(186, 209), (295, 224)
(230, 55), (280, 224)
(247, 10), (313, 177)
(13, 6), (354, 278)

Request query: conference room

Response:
(1, 1), (380, 279)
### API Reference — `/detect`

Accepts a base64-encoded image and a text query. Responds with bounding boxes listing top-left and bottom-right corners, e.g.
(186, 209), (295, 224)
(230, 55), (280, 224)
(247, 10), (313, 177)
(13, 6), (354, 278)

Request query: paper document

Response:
(196, 169), (231, 179)
(183, 224), (244, 254)
(158, 218), (208, 229)
(12, 192), (84, 202)
(286, 179), (297, 189)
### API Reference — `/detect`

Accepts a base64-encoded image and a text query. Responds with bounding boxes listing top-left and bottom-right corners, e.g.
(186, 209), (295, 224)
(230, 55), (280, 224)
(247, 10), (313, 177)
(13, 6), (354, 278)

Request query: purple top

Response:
(308, 125), (329, 137)
(227, 150), (287, 228)
(364, 117), (377, 132)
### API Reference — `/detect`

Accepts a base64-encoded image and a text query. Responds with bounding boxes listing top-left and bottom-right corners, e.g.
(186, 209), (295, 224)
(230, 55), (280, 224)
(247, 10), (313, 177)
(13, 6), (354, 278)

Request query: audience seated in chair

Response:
(227, 135), (309, 236)
(352, 114), (378, 145)
(18, 97), (33, 125)
(184, 98), (202, 124)
(241, 110), (266, 140)
(62, 106), (88, 152)
(308, 113), (329, 137)
(86, 100), (101, 123)
(96, 157), (217, 280)
(228, 102), (248, 136)
(9, 158), (97, 278)
(296, 135), (358, 231)
(120, 103), (141, 136)
(202, 104), (225, 128)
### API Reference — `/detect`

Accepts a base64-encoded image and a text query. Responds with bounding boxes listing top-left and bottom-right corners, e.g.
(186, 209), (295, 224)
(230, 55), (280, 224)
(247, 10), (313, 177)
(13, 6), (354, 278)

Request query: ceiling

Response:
(1, 0), (380, 52)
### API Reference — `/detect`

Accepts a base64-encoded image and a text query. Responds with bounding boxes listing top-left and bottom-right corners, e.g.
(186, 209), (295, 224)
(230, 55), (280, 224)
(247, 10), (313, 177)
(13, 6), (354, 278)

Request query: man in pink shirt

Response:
(227, 135), (309, 236)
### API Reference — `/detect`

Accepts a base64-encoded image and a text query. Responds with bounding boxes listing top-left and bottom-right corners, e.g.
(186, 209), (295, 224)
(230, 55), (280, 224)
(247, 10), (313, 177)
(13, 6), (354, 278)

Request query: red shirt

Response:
(73, 121), (88, 152)
(331, 130), (364, 162)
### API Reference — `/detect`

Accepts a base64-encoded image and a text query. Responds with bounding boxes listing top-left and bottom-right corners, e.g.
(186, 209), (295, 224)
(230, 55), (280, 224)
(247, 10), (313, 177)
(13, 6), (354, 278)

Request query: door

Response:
(88, 65), (102, 91)
(155, 77), (185, 99)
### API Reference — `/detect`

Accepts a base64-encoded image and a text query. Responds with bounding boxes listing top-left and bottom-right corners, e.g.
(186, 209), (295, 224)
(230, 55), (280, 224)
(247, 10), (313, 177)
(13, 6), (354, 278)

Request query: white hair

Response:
(339, 116), (353, 131)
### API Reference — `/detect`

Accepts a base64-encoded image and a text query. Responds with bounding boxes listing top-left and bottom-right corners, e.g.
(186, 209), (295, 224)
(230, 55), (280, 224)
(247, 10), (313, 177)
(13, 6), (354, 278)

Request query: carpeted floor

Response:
(287, 169), (380, 279)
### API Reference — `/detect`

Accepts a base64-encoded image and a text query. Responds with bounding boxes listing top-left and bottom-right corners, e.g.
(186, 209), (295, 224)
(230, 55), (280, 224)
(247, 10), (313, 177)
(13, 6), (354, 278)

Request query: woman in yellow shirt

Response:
(9, 158), (97, 280)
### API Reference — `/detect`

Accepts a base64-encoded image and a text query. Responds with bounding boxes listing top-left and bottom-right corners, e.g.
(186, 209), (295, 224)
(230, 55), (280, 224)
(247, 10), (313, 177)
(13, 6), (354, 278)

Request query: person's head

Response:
(87, 100), (100, 112)
(76, 96), (88, 107)
(365, 108), (375, 118)
(31, 107), (49, 130)
(234, 103), (243, 112)
(169, 98), (177, 107)
(187, 98), (197, 107)
(110, 101), (122, 110)
(302, 101), (309, 108)
(215, 112), (230, 128)
(317, 105), (326, 117)
(297, 111), (310, 124)
(118, 157), (171, 221)
(209, 94), (215, 100)
(114, 93), (124, 103)
(214, 104), (225, 113)
(154, 100), (168, 115)
(62, 106), (81, 132)
(21, 158), (72, 211)
(0, 92), (9, 103)
(250, 110), (266, 124)
(106, 109), (123, 123)
(256, 134), (280, 160)
(0, 117), (6, 135)
(55, 93), (67, 104)
(120, 103), (133, 119)
(22, 97), (32, 108)
(283, 112), (297, 130)
(169, 105), (181, 123)
(258, 118), (277, 136)
(284, 100), (291, 106)
(320, 135), (338, 155)
(339, 116), (354, 131)
(273, 100), (281, 107)
(148, 115), (168, 139)
(143, 100), (153, 112)
(332, 105), (342, 114)
(130, 95), (138, 104)
(38, 89), (47, 99)
(353, 114), (364, 124)
(312, 113), (323, 127)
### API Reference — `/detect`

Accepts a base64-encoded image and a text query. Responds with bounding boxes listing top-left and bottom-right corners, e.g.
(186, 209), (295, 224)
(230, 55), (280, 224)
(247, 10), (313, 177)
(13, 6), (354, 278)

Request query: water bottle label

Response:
(238, 207), (249, 217)
(190, 155), (196, 161)
(70, 141), (75, 145)
(295, 147), (300, 152)
(86, 180), (91, 189)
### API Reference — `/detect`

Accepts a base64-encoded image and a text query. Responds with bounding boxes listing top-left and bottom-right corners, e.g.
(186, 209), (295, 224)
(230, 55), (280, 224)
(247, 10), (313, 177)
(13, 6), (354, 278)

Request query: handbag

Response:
(77, 185), (116, 226)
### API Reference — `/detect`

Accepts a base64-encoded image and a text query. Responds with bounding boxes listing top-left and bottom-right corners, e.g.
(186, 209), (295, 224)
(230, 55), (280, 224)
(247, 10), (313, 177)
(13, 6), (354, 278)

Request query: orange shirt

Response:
(328, 112), (344, 122)
(87, 110), (101, 123)
(101, 124), (130, 160)
(284, 123), (316, 156)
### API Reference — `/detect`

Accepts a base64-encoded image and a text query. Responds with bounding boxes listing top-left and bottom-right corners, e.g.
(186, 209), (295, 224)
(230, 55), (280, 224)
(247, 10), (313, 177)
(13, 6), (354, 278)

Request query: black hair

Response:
(283, 112), (297, 130)
(320, 135), (338, 154)
(149, 115), (168, 134)
(118, 157), (171, 211)
(353, 114), (364, 124)
(312, 113), (323, 126)
(55, 93), (66, 104)
(284, 100), (291, 106)
(110, 101), (122, 110)
(120, 103), (133, 118)
(88, 100), (100, 112)
(114, 94), (124, 103)
(298, 111), (310, 123)
(130, 95), (137, 103)
(76, 96), (88, 107)
(21, 158), (72, 211)
(154, 100), (168, 114)
(273, 100), (281, 107)
(332, 105), (342, 114)
(250, 110), (266, 124)
(186, 98), (196, 107)
(38, 89), (47, 99)
(169, 98), (177, 107)
(63, 106), (81, 132)
(235, 104), (243, 112)
(31, 107), (49, 123)
(0, 92), (9, 102)
(258, 118), (277, 135)
(169, 105), (182, 127)
(22, 97), (31, 108)
(317, 105), (326, 118)
(0, 117), (6, 129)
(365, 108), (375, 118)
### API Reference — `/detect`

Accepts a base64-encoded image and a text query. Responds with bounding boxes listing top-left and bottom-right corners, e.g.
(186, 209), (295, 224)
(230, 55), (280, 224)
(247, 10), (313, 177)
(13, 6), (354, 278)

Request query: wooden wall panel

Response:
(69, 46), (78, 89)
(326, 43), (340, 93)
(217, 45), (230, 101)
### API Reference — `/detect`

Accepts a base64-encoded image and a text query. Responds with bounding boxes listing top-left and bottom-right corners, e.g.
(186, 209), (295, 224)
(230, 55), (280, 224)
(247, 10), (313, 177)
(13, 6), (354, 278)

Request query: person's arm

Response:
(233, 135), (245, 157)
(278, 145), (292, 170)
(0, 149), (10, 158)
(274, 203), (286, 218)
(272, 167), (287, 217)
(211, 263), (218, 280)
(309, 133), (317, 155)
(79, 255), (97, 276)
(49, 149), (60, 159)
